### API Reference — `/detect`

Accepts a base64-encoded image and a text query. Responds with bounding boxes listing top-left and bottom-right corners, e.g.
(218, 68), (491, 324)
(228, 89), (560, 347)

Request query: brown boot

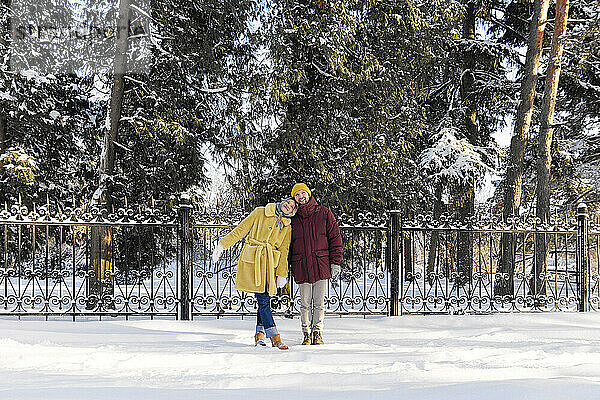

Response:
(312, 331), (324, 345)
(270, 334), (289, 350)
(301, 332), (311, 345)
(254, 332), (266, 346)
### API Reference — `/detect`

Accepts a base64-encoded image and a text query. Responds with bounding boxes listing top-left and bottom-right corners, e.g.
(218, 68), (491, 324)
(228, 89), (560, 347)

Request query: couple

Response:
(212, 183), (343, 350)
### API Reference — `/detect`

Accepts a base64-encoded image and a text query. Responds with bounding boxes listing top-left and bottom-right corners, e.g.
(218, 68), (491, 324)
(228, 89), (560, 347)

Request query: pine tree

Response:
(533, 0), (570, 297)
(223, 0), (466, 218)
(496, 0), (551, 297)
(554, 0), (600, 205)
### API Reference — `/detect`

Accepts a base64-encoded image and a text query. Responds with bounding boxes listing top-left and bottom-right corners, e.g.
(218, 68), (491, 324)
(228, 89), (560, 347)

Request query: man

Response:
(289, 183), (343, 345)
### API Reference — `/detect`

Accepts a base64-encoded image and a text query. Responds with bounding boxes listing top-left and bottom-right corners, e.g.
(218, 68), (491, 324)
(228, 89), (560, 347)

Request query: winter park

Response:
(0, 0), (600, 399)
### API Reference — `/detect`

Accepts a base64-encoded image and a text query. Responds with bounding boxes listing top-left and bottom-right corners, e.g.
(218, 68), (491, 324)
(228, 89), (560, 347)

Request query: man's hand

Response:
(330, 264), (341, 280)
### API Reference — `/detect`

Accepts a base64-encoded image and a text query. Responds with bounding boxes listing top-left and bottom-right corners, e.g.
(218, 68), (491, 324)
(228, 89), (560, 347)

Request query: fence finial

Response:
(180, 193), (191, 207)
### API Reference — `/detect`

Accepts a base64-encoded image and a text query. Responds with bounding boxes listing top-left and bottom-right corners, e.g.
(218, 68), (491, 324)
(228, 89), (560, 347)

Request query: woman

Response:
(212, 197), (298, 350)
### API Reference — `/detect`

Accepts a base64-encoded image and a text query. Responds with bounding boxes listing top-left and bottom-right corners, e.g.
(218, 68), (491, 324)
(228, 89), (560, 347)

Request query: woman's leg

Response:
(254, 306), (266, 346)
(256, 303), (265, 335)
(255, 291), (278, 338)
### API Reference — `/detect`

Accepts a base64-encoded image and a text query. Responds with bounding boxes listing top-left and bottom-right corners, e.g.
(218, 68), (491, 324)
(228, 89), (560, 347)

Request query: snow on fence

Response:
(0, 198), (598, 319)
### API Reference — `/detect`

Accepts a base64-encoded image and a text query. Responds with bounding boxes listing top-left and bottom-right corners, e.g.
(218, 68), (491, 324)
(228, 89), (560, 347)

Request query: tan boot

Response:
(301, 332), (311, 345)
(312, 331), (324, 345)
(254, 332), (266, 346)
(270, 334), (289, 350)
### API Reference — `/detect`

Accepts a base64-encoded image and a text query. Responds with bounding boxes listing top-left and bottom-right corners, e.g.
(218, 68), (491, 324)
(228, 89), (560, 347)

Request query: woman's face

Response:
(281, 198), (297, 216)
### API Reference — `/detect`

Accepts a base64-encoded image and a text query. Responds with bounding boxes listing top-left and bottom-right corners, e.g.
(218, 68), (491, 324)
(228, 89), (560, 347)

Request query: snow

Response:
(20, 70), (52, 84)
(1, 313), (600, 399)
(0, 90), (16, 102)
(420, 123), (492, 186)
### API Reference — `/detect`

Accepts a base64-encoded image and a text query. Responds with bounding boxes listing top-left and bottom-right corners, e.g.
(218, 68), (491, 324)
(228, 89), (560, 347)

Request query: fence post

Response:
(577, 202), (588, 312)
(178, 194), (193, 320)
(389, 210), (401, 316)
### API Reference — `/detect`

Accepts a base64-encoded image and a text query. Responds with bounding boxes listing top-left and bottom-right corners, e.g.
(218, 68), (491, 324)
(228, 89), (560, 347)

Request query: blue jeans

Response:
(255, 291), (278, 338)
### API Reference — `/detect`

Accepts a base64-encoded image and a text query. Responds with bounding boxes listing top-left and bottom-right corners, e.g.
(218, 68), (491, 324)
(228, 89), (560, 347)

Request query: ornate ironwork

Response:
(1, 199), (598, 319)
(0, 202), (179, 318)
(394, 210), (586, 314)
(188, 223), (389, 316)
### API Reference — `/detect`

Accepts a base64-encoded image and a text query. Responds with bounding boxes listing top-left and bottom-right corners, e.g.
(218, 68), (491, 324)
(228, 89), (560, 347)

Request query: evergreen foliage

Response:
(0, 0), (597, 217)
(494, 0), (600, 212)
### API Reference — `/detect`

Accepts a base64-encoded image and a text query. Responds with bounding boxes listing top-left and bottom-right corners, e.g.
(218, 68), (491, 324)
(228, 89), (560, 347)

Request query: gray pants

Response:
(299, 279), (327, 333)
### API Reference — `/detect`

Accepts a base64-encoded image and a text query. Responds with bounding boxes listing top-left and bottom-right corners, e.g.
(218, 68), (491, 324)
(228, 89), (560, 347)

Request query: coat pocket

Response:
(315, 249), (329, 258)
(241, 244), (281, 267)
(290, 254), (302, 271)
(315, 249), (330, 276)
(290, 254), (302, 266)
(241, 245), (259, 263)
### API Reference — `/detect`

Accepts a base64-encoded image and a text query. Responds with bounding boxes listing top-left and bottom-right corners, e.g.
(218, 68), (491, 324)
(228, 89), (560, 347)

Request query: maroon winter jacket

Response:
(290, 197), (343, 284)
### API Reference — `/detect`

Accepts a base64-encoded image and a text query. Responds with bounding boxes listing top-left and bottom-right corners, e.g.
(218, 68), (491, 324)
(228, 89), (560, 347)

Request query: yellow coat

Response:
(219, 203), (291, 295)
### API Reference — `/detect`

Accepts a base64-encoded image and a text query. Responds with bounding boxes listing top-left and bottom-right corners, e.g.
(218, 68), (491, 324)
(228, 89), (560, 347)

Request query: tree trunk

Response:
(461, 0), (478, 144)
(456, 185), (474, 286)
(456, 0), (477, 287)
(532, 0), (569, 300)
(427, 185), (443, 284)
(403, 216), (414, 282)
(496, 0), (550, 297)
(0, 111), (5, 153)
(88, 0), (131, 310)
(93, 0), (131, 207)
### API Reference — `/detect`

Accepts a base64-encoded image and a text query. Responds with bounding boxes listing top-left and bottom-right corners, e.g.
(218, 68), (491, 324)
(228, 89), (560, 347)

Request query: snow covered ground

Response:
(1, 313), (600, 399)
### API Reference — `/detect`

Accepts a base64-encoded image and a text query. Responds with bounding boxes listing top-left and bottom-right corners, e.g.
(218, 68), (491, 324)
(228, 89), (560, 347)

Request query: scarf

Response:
(274, 202), (287, 231)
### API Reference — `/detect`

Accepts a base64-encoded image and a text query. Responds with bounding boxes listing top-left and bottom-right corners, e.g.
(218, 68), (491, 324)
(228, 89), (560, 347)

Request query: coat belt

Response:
(246, 238), (276, 288)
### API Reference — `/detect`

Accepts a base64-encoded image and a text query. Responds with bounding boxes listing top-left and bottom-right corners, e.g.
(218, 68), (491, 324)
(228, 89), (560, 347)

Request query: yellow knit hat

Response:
(291, 183), (311, 198)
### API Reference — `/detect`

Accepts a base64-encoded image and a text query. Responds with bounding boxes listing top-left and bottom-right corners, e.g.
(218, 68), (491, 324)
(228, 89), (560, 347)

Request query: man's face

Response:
(294, 190), (310, 205)
(281, 198), (297, 215)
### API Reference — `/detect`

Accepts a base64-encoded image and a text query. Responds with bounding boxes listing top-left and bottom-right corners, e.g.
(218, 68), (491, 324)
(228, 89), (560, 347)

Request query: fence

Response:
(389, 203), (598, 314)
(0, 197), (388, 319)
(0, 198), (597, 319)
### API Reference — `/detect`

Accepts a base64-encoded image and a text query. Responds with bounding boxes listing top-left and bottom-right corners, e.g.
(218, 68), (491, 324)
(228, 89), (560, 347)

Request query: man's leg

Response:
(311, 279), (327, 335)
(299, 282), (313, 334)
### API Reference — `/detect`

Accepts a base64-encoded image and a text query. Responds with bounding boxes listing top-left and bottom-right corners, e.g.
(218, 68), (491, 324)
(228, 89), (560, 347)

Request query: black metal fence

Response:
(188, 223), (388, 318)
(0, 198), (598, 319)
(0, 201), (180, 318)
(0, 197), (388, 319)
(389, 204), (599, 314)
